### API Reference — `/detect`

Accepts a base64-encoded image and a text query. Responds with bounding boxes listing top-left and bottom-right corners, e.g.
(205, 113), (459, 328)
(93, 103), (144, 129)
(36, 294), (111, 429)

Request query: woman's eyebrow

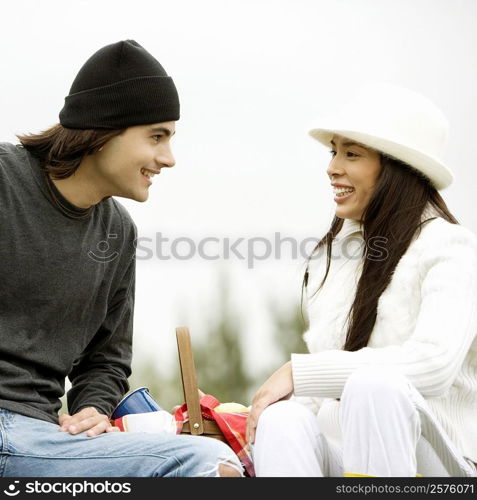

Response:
(330, 139), (367, 149)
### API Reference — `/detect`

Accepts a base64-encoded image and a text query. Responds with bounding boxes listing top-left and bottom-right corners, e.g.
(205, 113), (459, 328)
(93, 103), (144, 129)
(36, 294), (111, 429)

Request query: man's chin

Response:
(114, 191), (149, 203)
(132, 193), (149, 203)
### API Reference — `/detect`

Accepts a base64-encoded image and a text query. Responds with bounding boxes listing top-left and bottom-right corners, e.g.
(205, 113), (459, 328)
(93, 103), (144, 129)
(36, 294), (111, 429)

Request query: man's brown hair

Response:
(17, 124), (124, 179)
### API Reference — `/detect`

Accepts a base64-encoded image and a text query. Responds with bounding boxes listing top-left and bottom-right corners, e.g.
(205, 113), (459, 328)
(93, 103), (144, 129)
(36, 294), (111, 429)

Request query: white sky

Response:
(1, 0), (476, 383)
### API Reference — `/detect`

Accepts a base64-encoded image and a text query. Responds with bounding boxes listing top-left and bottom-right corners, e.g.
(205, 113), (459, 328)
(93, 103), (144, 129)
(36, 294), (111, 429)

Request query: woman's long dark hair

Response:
(302, 155), (458, 352)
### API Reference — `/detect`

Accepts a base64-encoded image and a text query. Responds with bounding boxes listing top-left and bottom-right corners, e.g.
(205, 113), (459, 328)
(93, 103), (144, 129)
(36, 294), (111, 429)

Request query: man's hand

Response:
(246, 361), (294, 445)
(59, 407), (119, 437)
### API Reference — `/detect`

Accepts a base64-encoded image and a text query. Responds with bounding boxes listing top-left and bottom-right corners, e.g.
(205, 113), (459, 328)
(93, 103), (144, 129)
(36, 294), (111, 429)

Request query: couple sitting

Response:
(1, 40), (476, 477)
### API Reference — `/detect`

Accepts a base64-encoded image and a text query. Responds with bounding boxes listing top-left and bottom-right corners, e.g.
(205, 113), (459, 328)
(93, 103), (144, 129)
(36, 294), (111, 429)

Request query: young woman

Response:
(246, 83), (477, 477)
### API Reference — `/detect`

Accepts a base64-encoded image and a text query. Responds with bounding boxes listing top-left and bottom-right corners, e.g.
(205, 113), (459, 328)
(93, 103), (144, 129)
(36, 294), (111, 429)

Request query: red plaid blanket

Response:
(174, 394), (255, 477)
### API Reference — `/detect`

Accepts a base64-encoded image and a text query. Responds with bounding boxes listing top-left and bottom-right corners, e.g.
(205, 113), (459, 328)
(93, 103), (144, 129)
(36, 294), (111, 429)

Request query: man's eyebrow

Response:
(149, 126), (175, 136)
(330, 139), (368, 149)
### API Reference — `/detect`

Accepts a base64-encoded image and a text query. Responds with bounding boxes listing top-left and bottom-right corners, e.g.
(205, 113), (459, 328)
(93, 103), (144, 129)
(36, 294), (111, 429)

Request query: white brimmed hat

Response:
(308, 82), (454, 190)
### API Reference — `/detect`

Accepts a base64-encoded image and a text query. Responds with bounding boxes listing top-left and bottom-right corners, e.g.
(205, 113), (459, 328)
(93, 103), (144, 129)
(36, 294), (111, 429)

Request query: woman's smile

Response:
(333, 185), (356, 202)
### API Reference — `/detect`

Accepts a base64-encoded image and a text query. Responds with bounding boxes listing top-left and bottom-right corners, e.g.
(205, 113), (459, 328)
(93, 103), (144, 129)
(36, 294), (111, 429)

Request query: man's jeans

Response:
(0, 409), (243, 477)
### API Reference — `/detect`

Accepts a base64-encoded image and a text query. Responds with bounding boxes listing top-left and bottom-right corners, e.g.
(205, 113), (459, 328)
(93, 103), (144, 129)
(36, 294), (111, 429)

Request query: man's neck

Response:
(47, 159), (107, 209)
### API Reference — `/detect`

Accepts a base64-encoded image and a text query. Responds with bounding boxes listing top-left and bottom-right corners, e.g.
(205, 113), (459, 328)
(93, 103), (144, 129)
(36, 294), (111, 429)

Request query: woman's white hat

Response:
(308, 82), (454, 190)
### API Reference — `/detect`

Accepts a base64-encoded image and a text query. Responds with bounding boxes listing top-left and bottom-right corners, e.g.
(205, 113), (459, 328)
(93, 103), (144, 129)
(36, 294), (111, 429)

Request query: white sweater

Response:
(291, 204), (477, 462)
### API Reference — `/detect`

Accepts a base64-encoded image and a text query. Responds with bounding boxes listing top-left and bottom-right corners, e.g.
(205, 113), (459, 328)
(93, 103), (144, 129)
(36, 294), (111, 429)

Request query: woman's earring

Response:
(98, 146), (104, 152)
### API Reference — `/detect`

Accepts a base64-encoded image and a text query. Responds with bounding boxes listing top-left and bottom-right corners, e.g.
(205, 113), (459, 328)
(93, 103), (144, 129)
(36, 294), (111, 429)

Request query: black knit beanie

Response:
(59, 40), (180, 129)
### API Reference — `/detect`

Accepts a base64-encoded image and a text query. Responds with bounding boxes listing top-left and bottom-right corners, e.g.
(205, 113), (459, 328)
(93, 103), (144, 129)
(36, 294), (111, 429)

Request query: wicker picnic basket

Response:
(175, 326), (227, 442)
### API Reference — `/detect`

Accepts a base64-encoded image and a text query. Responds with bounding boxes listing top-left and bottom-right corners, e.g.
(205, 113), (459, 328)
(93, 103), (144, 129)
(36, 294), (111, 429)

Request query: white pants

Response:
(253, 367), (477, 477)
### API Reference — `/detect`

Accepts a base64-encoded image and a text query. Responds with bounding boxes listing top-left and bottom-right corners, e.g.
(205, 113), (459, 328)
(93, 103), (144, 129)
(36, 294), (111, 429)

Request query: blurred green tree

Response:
(268, 295), (309, 365)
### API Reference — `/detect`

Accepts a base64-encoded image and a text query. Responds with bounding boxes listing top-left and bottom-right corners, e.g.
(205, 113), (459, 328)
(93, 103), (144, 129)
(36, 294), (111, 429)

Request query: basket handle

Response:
(176, 326), (204, 435)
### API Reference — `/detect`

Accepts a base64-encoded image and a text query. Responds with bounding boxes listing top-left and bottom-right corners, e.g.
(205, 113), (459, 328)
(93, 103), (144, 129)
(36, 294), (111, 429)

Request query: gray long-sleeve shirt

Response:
(0, 142), (137, 424)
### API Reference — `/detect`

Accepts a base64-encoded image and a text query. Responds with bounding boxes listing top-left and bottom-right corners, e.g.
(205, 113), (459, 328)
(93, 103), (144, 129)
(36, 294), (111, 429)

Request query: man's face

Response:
(93, 121), (176, 202)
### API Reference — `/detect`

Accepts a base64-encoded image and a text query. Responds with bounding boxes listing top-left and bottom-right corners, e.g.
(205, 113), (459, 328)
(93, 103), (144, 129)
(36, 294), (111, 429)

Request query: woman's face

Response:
(326, 134), (382, 220)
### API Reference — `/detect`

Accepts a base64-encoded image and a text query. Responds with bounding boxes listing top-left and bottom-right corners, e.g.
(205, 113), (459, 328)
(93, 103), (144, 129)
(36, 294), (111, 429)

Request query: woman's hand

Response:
(59, 407), (119, 437)
(246, 361), (294, 444)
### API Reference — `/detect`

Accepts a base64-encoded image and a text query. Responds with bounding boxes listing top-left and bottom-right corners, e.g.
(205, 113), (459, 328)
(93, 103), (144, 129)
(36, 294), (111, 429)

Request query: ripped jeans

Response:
(0, 410), (243, 477)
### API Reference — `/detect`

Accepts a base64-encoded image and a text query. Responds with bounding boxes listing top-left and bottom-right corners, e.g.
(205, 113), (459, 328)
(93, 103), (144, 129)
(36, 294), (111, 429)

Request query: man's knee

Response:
(218, 463), (243, 477)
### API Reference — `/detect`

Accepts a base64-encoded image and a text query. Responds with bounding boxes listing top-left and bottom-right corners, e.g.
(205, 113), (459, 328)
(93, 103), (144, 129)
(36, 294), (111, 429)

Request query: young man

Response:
(0, 39), (242, 477)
